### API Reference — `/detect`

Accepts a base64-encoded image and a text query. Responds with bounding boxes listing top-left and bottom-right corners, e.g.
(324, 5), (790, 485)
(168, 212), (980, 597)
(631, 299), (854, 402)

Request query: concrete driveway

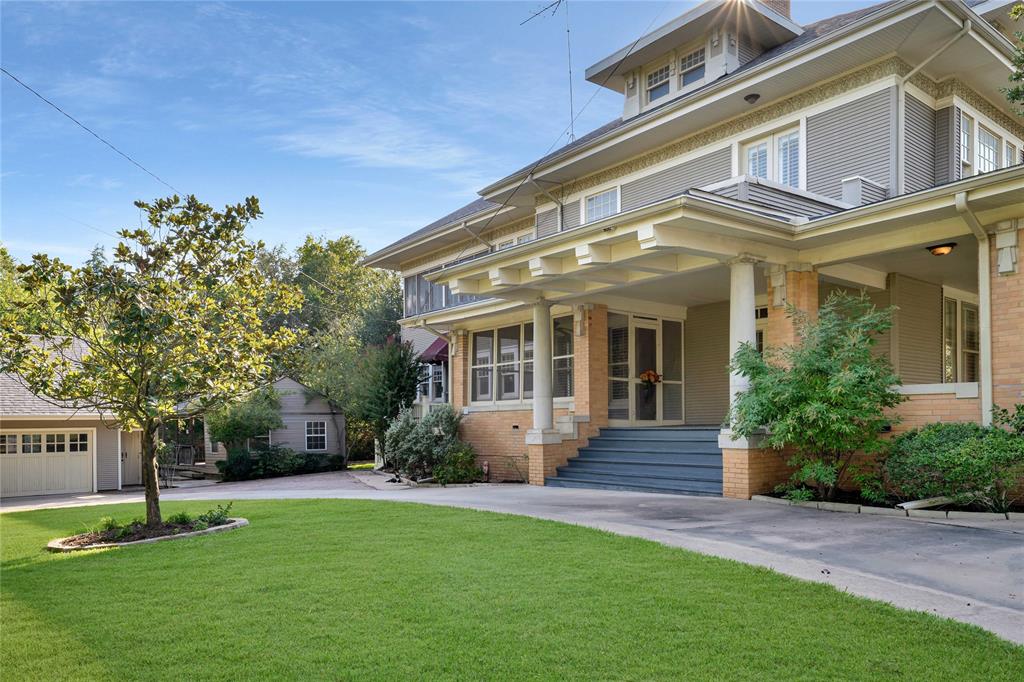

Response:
(3, 471), (1022, 644)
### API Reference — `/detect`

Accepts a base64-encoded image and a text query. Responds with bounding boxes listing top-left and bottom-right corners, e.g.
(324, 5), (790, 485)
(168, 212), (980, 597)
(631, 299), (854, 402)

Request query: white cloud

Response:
(68, 174), (124, 190)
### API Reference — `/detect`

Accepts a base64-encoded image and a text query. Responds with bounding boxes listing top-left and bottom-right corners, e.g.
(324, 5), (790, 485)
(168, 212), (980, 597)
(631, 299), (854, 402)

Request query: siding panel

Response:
(562, 200), (581, 231)
(683, 301), (730, 425)
(806, 87), (894, 199)
(620, 147), (731, 211)
(535, 208), (558, 238)
(745, 184), (837, 217)
(904, 94), (935, 193)
(892, 275), (942, 384)
(934, 106), (954, 185)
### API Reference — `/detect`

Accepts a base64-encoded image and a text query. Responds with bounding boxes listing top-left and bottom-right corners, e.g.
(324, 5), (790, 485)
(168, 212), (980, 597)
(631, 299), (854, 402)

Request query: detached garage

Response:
(1, 375), (123, 498)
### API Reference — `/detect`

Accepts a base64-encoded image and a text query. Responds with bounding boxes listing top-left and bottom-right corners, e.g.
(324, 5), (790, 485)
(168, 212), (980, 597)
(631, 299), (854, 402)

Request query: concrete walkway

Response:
(3, 471), (1022, 644)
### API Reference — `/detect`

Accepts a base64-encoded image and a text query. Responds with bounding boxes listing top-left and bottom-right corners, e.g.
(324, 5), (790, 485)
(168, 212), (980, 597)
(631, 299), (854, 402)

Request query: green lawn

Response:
(2, 500), (1021, 681)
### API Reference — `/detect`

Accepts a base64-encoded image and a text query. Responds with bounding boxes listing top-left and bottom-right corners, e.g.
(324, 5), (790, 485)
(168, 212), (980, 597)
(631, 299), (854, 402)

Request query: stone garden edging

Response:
(751, 496), (1019, 521)
(46, 518), (249, 552)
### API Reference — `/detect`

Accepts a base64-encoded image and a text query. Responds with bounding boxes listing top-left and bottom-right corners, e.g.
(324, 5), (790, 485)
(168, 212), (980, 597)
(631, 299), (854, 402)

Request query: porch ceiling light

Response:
(927, 242), (957, 256)
(743, 92), (760, 104)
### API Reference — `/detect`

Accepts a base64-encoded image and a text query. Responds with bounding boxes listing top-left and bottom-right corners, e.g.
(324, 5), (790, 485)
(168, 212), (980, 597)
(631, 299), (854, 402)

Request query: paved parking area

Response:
(3, 472), (1022, 643)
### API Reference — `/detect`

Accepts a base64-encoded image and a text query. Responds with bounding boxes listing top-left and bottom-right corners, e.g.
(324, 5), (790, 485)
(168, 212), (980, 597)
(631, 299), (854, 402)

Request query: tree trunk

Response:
(141, 423), (162, 527)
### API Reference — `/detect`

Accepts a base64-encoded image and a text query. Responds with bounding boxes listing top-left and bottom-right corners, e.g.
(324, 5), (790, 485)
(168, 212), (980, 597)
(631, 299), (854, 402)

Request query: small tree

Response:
(1006, 3), (1024, 111)
(349, 340), (422, 456)
(730, 292), (904, 501)
(0, 195), (302, 526)
(206, 387), (283, 452)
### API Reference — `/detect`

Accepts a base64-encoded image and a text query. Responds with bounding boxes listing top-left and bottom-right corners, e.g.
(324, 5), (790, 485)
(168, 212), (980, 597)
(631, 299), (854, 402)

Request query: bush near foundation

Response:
(383, 406), (482, 484)
(217, 444), (341, 481)
(865, 407), (1024, 513)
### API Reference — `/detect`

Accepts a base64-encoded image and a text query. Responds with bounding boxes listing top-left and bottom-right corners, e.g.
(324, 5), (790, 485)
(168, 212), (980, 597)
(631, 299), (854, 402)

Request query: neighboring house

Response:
(203, 377), (345, 464)
(0, 373), (133, 498)
(365, 0), (1024, 497)
(403, 326), (450, 418)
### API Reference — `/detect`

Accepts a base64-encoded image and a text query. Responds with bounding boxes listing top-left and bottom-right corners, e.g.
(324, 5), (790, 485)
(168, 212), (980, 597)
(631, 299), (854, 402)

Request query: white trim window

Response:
(585, 188), (618, 223)
(646, 64), (670, 103)
(69, 432), (88, 452)
(960, 112), (974, 176)
(679, 47), (705, 88)
(743, 127), (800, 188)
(1007, 141), (1020, 168)
(469, 316), (573, 404)
(0, 434), (16, 454)
(977, 126), (1000, 174)
(21, 434), (41, 453)
(305, 421), (327, 451)
(943, 293), (980, 383)
(45, 433), (66, 453)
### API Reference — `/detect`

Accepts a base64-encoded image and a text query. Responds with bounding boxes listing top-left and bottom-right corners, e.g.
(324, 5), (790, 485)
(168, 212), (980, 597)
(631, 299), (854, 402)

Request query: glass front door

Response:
(607, 312), (684, 426)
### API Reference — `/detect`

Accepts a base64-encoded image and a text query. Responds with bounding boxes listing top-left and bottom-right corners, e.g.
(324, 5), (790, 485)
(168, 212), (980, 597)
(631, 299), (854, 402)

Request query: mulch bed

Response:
(58, 519), (230, 548)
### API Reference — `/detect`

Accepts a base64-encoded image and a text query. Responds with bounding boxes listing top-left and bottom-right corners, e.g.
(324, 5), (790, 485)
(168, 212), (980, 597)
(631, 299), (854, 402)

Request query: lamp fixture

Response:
(927, 242), (957, 256)
(743, 93), (760, 104)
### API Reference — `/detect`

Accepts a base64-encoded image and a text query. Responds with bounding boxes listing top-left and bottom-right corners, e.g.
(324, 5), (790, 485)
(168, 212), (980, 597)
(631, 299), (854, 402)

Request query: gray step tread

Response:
(556, 466), (723, 484)
(546, 477), (722, 496)
(584, 441), (720, 453)
(576, 449), (722, 463)
(561, 462), (723, 480)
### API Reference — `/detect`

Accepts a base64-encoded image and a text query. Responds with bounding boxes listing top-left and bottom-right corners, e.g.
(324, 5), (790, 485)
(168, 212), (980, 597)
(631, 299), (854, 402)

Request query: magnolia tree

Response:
(0, 195), (302, 526)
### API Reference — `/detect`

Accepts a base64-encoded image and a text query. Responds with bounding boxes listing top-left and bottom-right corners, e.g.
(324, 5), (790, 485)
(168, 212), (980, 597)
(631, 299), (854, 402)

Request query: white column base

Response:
(525, 429), (562, 445)
(718, 429), (767, 449)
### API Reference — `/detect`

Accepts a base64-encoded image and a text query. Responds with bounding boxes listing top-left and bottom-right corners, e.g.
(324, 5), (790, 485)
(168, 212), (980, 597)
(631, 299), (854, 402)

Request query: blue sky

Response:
(1, 1), (874, 265)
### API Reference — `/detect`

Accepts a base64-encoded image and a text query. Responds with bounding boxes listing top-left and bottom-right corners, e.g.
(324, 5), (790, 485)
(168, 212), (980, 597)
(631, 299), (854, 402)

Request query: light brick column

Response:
(449, 331), (469, 410)
(991, 225), (1023, 410)
(765, 264), (818, 349)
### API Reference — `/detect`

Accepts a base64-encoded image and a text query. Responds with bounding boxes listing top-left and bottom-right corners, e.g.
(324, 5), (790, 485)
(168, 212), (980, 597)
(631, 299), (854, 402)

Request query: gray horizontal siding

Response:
(934, 106), (954, 185)
(402, 326), (441, 356)
(683, 301), (729, 425)
(904, 94), (935, 193)
(892, 275), (942, 384)
(745, 184), (837, 217)
(620, 147), (731, 212)
(807, 87), (894, 200)
(861, 182), (887, 204)
(713, 184), (740, 199)
(562, 199), (581, 231)
(535, 208), (558, 238)
(738, 35), (760, 65)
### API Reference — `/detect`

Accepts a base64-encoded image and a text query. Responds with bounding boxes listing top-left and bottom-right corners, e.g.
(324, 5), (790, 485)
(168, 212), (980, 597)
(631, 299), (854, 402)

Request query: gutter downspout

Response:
(529, 173), (564, 232)
(955, 191), (993, 425)
(896, 19), (971, 193)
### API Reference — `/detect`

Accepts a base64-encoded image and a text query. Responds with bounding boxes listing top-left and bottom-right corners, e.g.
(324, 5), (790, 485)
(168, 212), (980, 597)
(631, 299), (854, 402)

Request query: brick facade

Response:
(991, 227), (1024, 411)
(764, 266), (819, 349)
(889, 392), (982, 434)
(722, 447), (792, 499)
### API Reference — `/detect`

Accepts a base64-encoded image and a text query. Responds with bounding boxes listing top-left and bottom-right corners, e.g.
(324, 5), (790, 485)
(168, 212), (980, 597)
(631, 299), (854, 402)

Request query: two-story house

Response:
(366, 0), (1024, 498)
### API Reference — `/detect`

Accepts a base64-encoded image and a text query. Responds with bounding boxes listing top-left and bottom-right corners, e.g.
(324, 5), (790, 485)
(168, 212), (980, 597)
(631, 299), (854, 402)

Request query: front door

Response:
(122, 431), (142, 486)
(607, 312), (684, 426)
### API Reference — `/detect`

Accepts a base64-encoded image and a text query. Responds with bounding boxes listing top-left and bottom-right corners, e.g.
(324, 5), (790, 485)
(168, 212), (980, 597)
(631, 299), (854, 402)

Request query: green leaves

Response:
(730, 291), (904, 500)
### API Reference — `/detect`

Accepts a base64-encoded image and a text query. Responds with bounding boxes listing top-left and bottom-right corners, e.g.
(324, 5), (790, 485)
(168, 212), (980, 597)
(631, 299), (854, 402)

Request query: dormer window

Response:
(743, 126), (800, 188)
(679, 48), (705, 87)
(646, 64), (670, 103)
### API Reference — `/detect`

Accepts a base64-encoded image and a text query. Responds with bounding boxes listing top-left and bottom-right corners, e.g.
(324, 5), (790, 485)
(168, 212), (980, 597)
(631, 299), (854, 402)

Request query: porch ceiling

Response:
(842, 239), (979, 293)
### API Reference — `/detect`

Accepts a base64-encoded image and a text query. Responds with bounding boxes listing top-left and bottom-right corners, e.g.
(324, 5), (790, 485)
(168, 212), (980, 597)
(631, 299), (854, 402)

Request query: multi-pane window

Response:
(21, 434), (41, 453)
(470, 317), (572, 403)
(305, 421), (327, 451)
(585, 188), (618, 223)
(943, 296), (980, 383)
(0, 434), (17, 454)
(430, 364), (446, 401)
(1007, 142), (1020, 168)
(746, 142), (768, 179)
(646, 64), (670, 103)
(680, 48), (705, 87)
(69, 433), (88, 452)
(960, 113), (974, 175)
(978, 127), (999, 174)
(776, 130), (800, 188)
(45, 433), (66, 453)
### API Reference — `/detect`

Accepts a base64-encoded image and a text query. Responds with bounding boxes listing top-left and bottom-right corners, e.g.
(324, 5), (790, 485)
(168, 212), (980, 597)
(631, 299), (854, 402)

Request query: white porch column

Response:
(728, 256), (759, 410)
(531, 299), (554, 434)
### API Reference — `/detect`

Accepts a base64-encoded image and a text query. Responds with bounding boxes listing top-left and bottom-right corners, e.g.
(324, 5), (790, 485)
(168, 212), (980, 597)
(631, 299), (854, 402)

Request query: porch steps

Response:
(545, 426), (723, 496)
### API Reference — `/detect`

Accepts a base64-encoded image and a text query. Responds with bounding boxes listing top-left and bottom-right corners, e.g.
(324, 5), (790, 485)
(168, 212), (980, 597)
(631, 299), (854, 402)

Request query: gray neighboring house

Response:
(203, 376), (345, 466)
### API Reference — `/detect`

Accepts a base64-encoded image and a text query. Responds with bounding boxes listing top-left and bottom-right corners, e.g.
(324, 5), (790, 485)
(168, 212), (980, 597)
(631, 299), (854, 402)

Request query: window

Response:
(305, 421), (327, 451)
(585, 188), (618, 223)
(69, 433), (88, 452)
(744, 127), (800, 187)
(45, 433), (66, 453)
(679, 48), (705, 87)
(0, 434), (16, 454)
(943, 294), (980, 383)
(430, 364), (446, 401)
(978, 126), (999, 174)
(960, 113), (974, 175)
(21, 434), (41, 453)
(646, 64), (670, 103)
(469, 317), (572, 403)
(754, 306), (768, 354)
(1007, 142), (1020, 168)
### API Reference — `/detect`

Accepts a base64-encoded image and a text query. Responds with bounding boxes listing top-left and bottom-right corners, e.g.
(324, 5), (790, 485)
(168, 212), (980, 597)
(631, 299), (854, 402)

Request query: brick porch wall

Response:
(991, 228), (1024, 411)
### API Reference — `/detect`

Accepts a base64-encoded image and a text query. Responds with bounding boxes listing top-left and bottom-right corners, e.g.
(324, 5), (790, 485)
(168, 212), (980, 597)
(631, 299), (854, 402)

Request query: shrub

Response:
(167, 511), (193, 525)
(433, 443), (483, 486)
(96, 516), (119, 533)
(196, 502), (233, 526)
(382, 405), (473, 481)
(730, 291), (903, 501)
(877, 422), (1024, 512)
(993, 403), (1024, 436)
(217, 447), (255, 481)
(216, 445), (306, 481)
(383, 408), (418, 472)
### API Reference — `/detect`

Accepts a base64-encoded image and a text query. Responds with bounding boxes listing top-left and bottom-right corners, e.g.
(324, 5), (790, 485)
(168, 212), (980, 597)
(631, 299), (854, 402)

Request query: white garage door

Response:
(0, 430), (94, 498)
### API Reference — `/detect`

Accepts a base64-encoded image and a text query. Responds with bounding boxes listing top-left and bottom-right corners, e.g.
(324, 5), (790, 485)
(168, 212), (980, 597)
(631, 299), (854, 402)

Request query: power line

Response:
(1, 67), (184, 195)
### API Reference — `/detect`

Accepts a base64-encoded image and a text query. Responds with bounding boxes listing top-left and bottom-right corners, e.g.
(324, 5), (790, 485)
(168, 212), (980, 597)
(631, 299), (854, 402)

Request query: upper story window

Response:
(977, 126), (999, 174)
(743, 127), (800, 188)
(960, 112), (974, 175)
(585, 188), (618, 223)
(1007, 142), (1020, 168)
(646, 64), (670, 103)
(679, 48), (705, 87)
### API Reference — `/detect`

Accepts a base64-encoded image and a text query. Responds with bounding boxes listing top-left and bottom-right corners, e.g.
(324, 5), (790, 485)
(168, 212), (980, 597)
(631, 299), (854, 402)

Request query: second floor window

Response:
(680, 48), (705, 87)
(744, 127), (800, 188)
(1007, 142), (1020, 168)
(977, 127), (999, 174)
(646, 64), (670, 103)
(960, 113), (974, 175)
(585, 188), (618, 223)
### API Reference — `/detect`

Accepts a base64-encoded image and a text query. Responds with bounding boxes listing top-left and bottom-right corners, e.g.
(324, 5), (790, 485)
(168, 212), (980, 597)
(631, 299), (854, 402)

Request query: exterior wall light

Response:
(927, 242), (957, 256)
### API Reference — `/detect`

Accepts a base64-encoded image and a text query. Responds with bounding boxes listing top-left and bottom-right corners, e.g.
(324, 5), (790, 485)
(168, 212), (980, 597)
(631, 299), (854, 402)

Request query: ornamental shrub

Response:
(433, 443), (484, 486)
(217, 444), (309, 481)
(730, 291), (904, 501)
(383, 408), (418, 473)
(382, 405), (475, 481)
